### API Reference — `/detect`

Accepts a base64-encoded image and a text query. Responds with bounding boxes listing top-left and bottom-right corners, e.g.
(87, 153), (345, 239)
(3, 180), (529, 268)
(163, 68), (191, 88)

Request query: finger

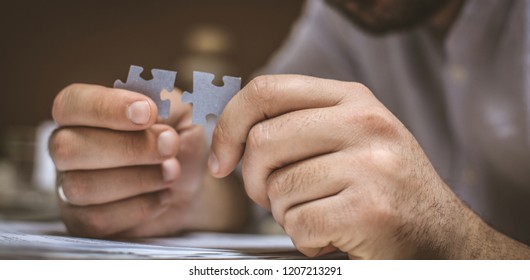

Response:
(240, 107), (353, 208)
(117, 205), (191, 238)
(265, 152), (353, 222)
(174, 125), (209, 187)
(60, 190), (171, 238)
(52, 84), (158, 130)
(49, 124), (179, 171)
(158, 88), (194, 130)
(282, 195), (353, 258)
(210, 75), (368, 177)
(315, 245), (339, 258)
(285, 184), (410, 259)
(60, 158), (180, 206)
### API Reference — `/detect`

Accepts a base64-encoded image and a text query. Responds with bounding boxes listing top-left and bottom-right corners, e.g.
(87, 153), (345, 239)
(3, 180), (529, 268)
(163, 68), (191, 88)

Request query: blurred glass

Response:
(174, 25), (239, 90)
(0, 122), (58, 221)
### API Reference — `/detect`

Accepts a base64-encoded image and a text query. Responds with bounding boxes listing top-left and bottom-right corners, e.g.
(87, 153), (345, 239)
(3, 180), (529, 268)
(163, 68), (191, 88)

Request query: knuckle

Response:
(348, 82), (373, 96)
(345, 107), (399, 138)
(269, 162), (328, 201)
(340, 82), (375, 101)
(364, 147), (402, 176)
(121, 132), (141, 163)
(58, 205), (108, 238)
(52, 84), (76, 122)
(368, 109), (399, 136)
(245, 75), (276, 106)
(284, 210), (309, 245)
(48, 128), (76, 170)
(61, 172), (89, 205)
(267, 170), (297, 201)
(284, 208), (310, 240)
(284, 206), (333, 246)
(247, 122), (271, 151)
(282, 210), (297, 238)
(241, 167), (268, 209)
(240, 159), (271, 209)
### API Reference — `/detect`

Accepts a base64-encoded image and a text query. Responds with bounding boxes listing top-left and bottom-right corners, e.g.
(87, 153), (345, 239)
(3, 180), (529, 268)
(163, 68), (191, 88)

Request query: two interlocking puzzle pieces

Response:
(114, 65), (241, 141)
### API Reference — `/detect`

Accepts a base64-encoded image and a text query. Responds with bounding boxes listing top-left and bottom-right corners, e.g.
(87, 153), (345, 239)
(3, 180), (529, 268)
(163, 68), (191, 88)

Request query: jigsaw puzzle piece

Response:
(204, 114), (218, 146)
(114, 65), (177, 119)
(182, 71), (241, 125)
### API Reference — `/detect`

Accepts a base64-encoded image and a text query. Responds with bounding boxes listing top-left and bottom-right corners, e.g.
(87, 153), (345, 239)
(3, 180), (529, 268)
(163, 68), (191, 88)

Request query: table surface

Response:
(0, 220), (347, 260)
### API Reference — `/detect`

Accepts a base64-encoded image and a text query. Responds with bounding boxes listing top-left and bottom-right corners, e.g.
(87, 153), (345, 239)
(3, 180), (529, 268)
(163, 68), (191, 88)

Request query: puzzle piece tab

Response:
(182, 71), (241, 125)
(114, 65), (177, 119)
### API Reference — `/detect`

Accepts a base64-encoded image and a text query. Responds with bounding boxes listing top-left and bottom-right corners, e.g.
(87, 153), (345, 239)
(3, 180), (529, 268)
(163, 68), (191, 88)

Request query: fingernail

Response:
(158, 131), (177, 157)
(161, 159), (178, 182)
(128, 100), (151, 125)
(208, 152), (219, 175)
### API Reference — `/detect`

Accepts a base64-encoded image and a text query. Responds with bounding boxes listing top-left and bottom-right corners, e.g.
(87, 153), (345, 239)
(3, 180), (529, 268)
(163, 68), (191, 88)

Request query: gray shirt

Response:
(262, 0), (530, 244)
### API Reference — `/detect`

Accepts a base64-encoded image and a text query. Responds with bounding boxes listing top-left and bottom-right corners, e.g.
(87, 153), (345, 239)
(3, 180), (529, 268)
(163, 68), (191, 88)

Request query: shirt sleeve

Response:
(259, 0), (359, 81)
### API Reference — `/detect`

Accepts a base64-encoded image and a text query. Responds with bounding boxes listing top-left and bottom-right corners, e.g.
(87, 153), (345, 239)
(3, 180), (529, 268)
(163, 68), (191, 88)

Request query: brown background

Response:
(0, 0), (304, 153)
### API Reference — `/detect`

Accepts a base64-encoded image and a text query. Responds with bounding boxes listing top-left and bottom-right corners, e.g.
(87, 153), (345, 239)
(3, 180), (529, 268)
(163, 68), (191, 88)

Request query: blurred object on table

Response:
(0, 122), (58, 221)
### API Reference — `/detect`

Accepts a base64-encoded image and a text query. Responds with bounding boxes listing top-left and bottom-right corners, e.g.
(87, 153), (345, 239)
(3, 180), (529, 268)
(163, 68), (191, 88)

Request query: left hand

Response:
(209, 75), (471, 259)
(50, 85), (209, 238)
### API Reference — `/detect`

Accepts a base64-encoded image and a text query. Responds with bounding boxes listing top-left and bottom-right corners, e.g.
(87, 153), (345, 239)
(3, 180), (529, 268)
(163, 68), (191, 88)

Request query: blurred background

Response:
(0, 0), (304, 220)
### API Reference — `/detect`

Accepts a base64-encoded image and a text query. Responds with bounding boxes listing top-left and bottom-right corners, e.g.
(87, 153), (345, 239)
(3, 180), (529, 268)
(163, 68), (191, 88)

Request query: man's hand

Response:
(49, 84), (208, 238)
(209, 75), (530, 259)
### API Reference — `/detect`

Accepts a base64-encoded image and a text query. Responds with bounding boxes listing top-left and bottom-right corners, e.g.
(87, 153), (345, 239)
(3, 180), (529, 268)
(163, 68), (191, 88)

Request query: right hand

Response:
(49, 84), (209, 238)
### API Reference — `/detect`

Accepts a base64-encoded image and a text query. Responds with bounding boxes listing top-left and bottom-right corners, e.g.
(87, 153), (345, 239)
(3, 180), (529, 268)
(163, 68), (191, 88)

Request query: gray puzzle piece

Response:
(114, 65), (177, 119)
(182, 71), (241, 124)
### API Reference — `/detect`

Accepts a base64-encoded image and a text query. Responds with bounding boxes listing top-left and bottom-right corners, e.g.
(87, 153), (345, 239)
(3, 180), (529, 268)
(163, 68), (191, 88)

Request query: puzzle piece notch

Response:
(114, 65), (177, 119)
(182, 71), (242, 125)
(204, 114), (218, 147)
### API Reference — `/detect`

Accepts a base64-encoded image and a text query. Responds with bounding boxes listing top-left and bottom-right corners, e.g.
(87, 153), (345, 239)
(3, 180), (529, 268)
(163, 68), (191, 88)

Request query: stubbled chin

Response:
(344, 1), (359, 13)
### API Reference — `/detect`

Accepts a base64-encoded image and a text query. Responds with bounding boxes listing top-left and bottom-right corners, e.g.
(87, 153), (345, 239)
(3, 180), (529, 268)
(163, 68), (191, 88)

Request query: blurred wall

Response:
(0, 0), (304, 142)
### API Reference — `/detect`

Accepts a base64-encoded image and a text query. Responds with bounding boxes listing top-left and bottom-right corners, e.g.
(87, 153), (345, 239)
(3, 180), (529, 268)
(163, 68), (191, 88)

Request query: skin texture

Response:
(49, 84), (249, 238)
(209, 75), (530, 259)
(48, 0), (530, 258)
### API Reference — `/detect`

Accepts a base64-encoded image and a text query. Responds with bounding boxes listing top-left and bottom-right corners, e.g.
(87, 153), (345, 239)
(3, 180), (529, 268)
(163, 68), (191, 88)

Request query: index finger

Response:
(52, 83), (158, 131)
(209, 75), (358, 178)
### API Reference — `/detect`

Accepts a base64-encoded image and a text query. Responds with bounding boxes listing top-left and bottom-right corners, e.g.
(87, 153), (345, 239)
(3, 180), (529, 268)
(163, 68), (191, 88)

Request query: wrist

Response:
(426, 187), (530, 259)
(462, 213), (530, 259)
(403, 181), (476, 259)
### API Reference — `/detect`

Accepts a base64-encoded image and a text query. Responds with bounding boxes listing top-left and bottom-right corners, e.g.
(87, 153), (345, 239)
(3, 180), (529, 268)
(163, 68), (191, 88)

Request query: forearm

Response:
(183, 173), (250, 232)
(464, 214), (530, 259)
(424, 183), (530, 259)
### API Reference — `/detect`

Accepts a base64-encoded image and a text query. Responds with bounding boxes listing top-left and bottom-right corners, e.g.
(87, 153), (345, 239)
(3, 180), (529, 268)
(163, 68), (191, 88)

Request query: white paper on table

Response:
(0, 221), (308, 259)
(133, 232), (296, 252)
